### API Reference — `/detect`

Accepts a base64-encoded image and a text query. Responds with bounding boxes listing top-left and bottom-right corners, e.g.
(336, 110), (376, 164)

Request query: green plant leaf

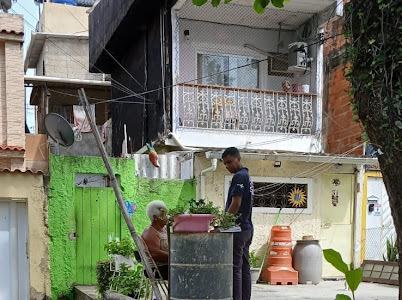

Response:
(323, 249), (349, 274)
(395, 121), (402, 129)
(345, 268), (363, 292)
(192, 0), (208, 6)
(211, 0), (221, 7)
(253, 0), (270, 14)
(271, 0), (284, 8)
(224, 0), (233, 3)
(336, 294), (352, 300)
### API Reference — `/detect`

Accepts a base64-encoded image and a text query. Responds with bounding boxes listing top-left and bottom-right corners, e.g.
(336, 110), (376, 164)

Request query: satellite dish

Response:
(45, 113), (75, 147)
(0, 0), (12, 13)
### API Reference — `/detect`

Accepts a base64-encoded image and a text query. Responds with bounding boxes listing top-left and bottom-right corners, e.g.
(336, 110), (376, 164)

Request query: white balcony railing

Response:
(175, 84), (317, 135)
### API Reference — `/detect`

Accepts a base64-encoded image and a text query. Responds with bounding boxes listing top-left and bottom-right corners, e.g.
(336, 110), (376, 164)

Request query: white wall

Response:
(194, 154), (357, 277)
(177, 18), (316, 91)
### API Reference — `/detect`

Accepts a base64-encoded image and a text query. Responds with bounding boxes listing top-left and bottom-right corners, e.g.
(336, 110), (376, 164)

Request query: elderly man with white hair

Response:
(141, 200), (169, 280)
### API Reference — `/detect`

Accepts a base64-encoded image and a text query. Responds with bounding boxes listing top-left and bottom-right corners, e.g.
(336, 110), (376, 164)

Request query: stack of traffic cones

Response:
(260, 225), (298, 285)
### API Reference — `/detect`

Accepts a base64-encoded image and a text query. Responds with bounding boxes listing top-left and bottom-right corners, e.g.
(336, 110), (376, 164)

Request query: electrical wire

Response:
(47, 88), (155, 105)
(253, 142), (365, 193)
(17, 1), (347, 108)
(61, 3), (146, 91)
(14, 3), (145, 101)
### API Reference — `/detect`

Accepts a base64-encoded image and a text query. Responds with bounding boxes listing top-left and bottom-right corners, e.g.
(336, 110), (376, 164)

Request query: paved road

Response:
(252, 281), (398, 299)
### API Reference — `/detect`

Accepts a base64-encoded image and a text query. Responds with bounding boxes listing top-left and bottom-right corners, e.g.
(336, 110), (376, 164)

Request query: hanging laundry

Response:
(101, 118), (112, 144)
(73, 105), (95, 133)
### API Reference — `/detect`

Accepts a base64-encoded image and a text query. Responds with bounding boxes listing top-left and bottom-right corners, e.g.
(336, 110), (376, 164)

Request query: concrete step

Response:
(75, 286), (98, 300)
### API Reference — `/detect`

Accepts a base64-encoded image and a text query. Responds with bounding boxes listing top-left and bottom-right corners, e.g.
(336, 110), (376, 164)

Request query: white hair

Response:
(146, 200), (167, 221)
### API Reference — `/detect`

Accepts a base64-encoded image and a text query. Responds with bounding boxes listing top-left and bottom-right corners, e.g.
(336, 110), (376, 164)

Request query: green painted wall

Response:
(48, 155), (195, 298)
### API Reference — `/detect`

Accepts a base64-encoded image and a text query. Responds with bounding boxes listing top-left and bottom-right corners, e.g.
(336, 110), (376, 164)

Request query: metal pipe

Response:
(24, 75), (111, 87)
(78, 88), (164, 300)
(200, 158), (218, 200)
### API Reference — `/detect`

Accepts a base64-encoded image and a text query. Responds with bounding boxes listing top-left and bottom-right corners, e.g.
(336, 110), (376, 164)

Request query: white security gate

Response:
(365, 177), (396, 260)
(0, 201), (29, 300)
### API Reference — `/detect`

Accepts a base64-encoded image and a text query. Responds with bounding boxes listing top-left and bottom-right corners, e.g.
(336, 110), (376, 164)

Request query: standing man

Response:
(222, 147), (254, 300)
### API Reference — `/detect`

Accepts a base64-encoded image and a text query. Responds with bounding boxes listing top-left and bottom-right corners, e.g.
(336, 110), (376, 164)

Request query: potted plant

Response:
(97, 238), (151, 300)
(105, 237), (135, 271)
(249, 251), (263, 283)
(170, 199), (220, 233)
(213, 211), (239, 232)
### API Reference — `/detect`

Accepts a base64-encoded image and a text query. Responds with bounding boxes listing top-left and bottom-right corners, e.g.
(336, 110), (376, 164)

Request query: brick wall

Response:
(323, 11), (363, 156)
(0, 42), (6, 145)
(0, 14), (25, 148)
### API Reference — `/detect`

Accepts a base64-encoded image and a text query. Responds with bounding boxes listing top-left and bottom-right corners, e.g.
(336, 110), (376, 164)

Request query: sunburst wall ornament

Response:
(288, 186), (307, 208)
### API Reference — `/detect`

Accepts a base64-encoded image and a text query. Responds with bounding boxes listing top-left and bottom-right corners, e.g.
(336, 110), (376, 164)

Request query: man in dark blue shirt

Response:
(222, 147), (254, 300)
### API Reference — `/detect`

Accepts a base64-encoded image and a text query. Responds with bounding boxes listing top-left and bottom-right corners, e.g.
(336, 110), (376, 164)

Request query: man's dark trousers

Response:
(233, 228), (253, 300)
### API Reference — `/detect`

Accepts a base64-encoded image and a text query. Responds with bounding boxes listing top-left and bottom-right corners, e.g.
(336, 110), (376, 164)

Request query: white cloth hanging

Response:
(73, 105), (95, 133)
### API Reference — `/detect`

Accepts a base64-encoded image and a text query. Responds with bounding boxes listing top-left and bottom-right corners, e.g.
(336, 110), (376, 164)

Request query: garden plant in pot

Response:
(96, 237), (151, 299)
(105, 237), (135, 271)
(170, 199), (220, 233)
(170, 199), (238, 233)
(249, 251), (263, 283)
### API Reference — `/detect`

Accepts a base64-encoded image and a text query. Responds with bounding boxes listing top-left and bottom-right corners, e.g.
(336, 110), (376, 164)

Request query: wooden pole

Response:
(77, 88), (164, 300)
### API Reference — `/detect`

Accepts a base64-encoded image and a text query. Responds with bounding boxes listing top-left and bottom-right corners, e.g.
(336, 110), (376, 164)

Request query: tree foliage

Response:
(345, 0), (402, 155)
(192, 0), (287, 13)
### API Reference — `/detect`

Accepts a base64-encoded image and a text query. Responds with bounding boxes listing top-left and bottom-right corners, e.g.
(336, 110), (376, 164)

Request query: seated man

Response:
(141, 200), (169, 280)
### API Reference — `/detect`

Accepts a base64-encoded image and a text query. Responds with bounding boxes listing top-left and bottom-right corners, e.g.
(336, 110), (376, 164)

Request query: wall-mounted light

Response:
(184, 29), (190, 41)
(274, 161), (281, 168)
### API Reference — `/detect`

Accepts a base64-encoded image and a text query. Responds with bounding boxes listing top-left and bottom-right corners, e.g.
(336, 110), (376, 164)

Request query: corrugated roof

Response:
(0, 145), (25, 152)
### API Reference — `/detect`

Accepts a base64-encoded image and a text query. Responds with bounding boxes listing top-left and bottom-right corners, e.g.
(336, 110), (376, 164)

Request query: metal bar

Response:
(77, 88), (165, 300)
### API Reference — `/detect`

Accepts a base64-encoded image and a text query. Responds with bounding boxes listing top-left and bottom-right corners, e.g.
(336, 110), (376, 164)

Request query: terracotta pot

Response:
(173, 214), (214, 233)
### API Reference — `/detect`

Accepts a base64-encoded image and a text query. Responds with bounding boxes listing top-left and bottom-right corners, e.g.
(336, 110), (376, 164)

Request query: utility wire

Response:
(253, 142), (365, 193)
(17, 2), (347, 107)
(14, 3), (146, 101)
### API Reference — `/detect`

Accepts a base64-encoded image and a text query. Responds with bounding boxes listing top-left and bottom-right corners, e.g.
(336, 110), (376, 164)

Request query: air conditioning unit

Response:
(288, 42), (312, 73)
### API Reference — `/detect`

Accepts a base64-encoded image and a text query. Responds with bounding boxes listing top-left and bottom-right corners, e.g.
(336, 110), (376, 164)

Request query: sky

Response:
(12, 0), (41, 132)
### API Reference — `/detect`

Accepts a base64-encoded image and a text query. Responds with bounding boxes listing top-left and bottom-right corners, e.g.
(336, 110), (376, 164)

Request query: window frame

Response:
(224, 175), (313, 214)
(194, 41), (266, 88)
(196, 52), (260, 88)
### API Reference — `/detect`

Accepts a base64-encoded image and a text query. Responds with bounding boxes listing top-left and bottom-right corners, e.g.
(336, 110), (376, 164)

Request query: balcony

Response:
(173, 84), (320, 152)
(170, 0), (334, 152)
(176, 83), (316, 134)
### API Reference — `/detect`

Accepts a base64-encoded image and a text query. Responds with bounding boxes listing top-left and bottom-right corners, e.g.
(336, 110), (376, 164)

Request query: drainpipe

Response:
(200, 158), (218, 200)
(352, 165), (365, 268)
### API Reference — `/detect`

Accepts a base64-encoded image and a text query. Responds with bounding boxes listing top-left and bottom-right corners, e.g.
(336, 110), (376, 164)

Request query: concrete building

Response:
(323, 2), (396, 263)
(89, 0), (382, 279)
(25, 1), (111, 156)
(23, 3), (196, 298)
(0, 13), (50, 299)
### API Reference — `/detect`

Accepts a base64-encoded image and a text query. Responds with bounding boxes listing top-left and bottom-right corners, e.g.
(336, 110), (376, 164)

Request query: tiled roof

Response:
(0, 29), (24, 35)
(0, 145), (25, 152)
(0, 167), (44, 175)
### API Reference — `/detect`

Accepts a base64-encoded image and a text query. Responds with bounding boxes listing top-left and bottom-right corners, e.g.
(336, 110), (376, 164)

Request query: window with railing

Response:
(224, 176), (313, 213)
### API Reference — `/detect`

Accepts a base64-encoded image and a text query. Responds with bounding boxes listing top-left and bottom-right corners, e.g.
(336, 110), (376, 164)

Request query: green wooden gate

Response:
(75, 188), (122, 284)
